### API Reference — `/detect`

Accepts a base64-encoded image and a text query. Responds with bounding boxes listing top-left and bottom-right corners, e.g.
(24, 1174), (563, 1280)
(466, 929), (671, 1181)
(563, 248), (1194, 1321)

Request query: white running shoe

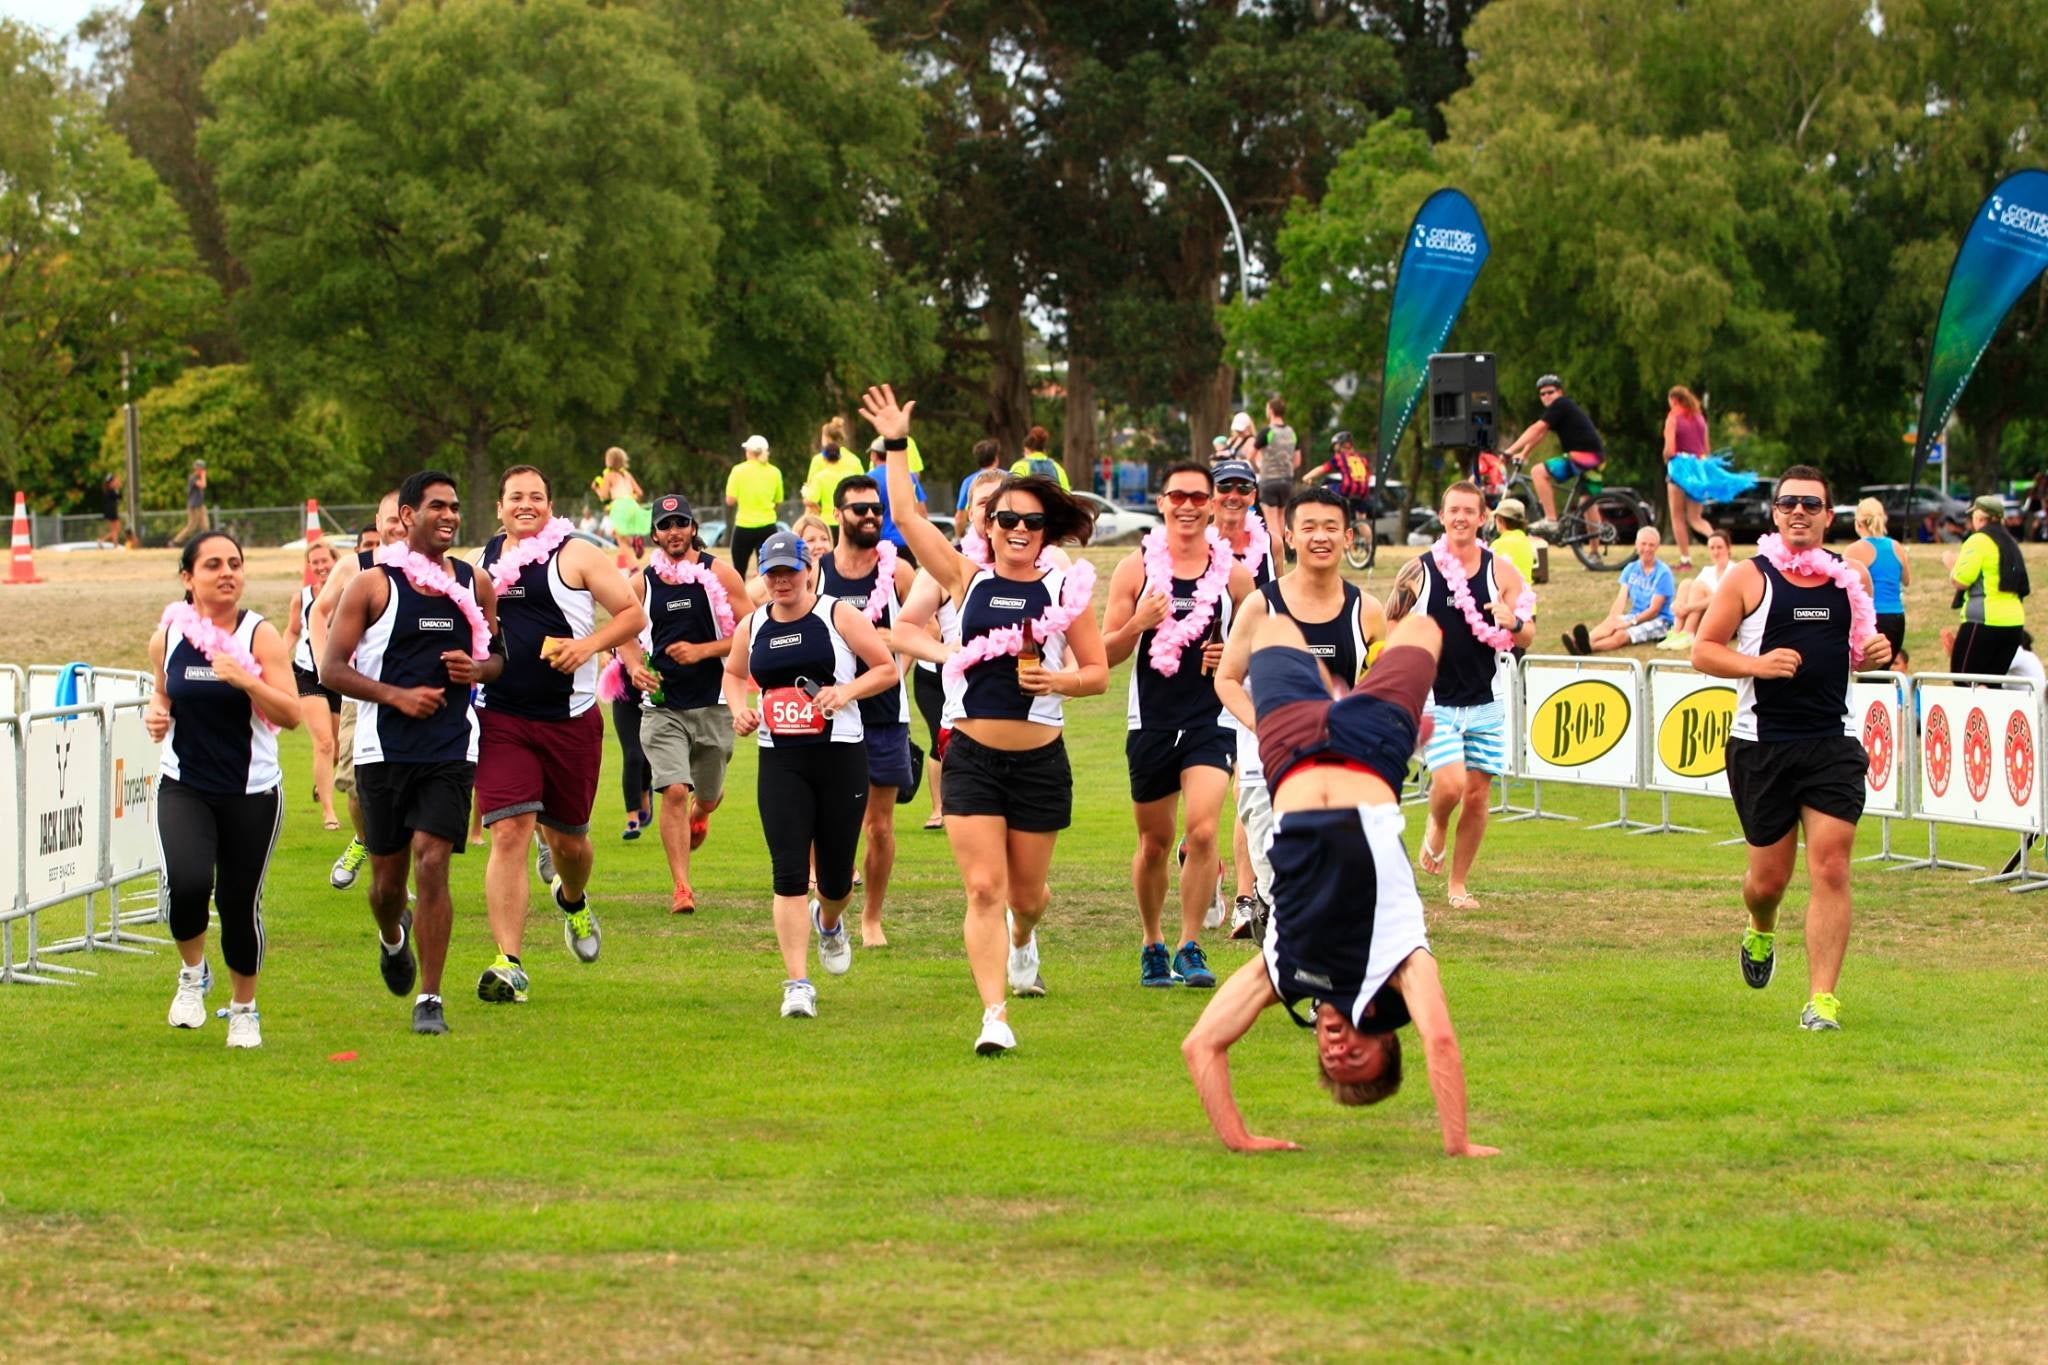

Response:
(534, 831), (556, 886)
(167, 963), (208, 1029)
(1203, 876), (1228, 931)
(225, 1006), (263, 1049)
(975, 1005), (1015, 1055)
(813, 901), (852, 976)
(1006, 920), (1045, 997)
(780, 978), (818, 1019)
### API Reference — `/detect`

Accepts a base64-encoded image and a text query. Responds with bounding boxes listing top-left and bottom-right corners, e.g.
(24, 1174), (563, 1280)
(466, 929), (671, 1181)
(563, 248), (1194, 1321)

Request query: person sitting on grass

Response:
(1563, 527), (1673, 654)
(1180, 610), (1497, 1158)
(1660, 529), (1732, 651)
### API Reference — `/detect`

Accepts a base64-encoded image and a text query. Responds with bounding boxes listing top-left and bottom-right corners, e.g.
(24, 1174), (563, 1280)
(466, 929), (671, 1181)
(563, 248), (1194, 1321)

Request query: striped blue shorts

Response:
(1425, 699), (1508, 776)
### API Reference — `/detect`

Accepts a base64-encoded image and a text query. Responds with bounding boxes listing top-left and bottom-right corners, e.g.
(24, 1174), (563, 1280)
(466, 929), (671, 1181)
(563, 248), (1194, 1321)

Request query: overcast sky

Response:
(4, 0), (109, 60)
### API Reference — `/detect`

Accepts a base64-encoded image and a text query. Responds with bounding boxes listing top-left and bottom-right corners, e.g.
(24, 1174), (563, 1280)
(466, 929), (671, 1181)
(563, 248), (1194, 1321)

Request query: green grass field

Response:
(5, 544), (2048, 1361)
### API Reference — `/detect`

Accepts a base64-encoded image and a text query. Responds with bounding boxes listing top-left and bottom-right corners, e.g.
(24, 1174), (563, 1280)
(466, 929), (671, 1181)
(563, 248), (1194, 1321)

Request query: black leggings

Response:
(612, 695), (651, 814)
(730, 523), (775, 579)
(156, 778), (282, 977)
(757, 742), (869, 898)
(913, 663), (946, 754)
(1951, 622), (2023, 677)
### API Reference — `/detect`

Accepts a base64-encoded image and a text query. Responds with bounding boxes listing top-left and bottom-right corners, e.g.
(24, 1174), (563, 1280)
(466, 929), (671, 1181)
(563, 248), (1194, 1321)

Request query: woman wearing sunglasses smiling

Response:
(864, 383), (1107, 1056)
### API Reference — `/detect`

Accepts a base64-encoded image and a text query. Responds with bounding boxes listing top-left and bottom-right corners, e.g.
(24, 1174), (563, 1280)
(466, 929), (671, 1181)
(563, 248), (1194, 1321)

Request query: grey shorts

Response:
(642, 705), (735, 804)
(334, 701), (358, 794)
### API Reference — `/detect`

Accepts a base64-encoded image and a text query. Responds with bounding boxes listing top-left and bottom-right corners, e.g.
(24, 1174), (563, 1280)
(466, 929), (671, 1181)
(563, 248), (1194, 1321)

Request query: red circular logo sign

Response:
(1964, 707), (1993, 803)
(1925, 704), (1952, 797)
(1862, 700), (1892, 792)
(2006, 710), (2035, 808)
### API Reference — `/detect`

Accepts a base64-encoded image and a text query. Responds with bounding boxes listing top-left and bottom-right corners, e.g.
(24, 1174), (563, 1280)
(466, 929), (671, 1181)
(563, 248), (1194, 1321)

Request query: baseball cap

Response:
(1494, 497), (1527, 524)
(1212, 459), (1257, 486)
(652, 493), (694, 526)
(868, 436), (886, 454)
(756, 529), (809, 572)
(742, 434), (770, 453)
(1230, 411), (1255, 434)
(193, 459), (207, 468)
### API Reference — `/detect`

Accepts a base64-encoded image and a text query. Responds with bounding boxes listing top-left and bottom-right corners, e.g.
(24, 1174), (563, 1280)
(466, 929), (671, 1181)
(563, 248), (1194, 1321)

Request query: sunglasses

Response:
(992, 510), (1047, 531)
(841, 501), (883, 518)
(1162, 488), (1214, 507)
(1773, 495), (1825, 512)
(656, 516), (695, 530)
(1216, 481), (1256, 496)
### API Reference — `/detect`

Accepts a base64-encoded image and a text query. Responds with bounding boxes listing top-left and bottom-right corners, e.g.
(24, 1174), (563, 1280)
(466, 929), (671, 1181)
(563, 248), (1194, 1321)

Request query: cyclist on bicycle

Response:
(1300, 430), (1376, 527)
(1501, 373), (1606, 527)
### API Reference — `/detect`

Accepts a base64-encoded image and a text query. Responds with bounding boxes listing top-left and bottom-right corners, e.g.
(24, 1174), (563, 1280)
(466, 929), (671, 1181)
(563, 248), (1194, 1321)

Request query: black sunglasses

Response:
(992, 510), (1047, 531)
(841, 501), (883, 518)
(656, 516), (695, 529)
(1773, 495), (1825, 512)
(1217, 481), (1256, 496)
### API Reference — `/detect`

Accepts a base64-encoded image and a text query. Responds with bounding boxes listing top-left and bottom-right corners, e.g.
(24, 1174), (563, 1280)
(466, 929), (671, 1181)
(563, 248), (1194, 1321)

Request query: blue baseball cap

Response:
(756, 530), (808, 572)
(1211, 459), (1257, 486)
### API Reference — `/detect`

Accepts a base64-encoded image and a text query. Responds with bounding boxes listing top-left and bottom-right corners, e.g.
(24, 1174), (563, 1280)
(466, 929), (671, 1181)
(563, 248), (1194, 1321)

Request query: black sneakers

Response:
(379, 910), (417, 996)
(411, 997), (449, 1035)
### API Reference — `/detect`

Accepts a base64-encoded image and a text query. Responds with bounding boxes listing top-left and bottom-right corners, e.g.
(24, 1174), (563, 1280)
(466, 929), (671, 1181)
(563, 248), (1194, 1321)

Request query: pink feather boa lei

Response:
(861, 541), (900, 621)
(1430, 537), (1516, 653)
(601, 548), (739, 703)
(157, 600), (282, 732)
(1235, 509), (1273, 582)
(1143, 528), (1235, 677)
(487, 516), (574, 595)
(1757, 533), (1878, 658)
(377, 542), (491, 655)
(942, 560), (1097, 685)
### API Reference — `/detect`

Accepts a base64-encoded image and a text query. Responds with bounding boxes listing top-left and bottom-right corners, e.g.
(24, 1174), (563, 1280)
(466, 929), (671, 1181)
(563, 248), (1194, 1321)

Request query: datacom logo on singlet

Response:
(1531, 679), (1630, 767)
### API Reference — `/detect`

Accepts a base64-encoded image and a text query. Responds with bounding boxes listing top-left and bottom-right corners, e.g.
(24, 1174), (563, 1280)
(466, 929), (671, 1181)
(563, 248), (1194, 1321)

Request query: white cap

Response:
(1230, 411), (1254, 433)
(742, 434), (769, 452)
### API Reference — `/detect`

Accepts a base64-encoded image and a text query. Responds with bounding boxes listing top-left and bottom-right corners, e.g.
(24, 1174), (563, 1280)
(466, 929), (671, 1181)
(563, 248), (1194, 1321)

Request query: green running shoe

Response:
(1740, 927), (1776, 990)
(555, 876), (601, 963)
(1799, 992), (1841, 1031)
(476, 953), (529, 1004)
(330, 837), (367, 890)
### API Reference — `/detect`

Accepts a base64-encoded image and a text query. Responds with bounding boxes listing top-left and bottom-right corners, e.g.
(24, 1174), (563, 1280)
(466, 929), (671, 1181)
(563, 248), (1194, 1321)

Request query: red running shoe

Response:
(670, 885), (696, 915)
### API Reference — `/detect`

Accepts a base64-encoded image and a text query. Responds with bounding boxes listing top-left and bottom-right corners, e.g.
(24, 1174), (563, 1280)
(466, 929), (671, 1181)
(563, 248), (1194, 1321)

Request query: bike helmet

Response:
(1330, 429), (1353, 451)
(1536, 374), (1563, 392)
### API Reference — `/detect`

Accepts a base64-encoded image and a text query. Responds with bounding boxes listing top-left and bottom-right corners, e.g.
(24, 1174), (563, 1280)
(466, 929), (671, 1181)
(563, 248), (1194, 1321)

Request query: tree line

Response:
(1, 0), (2041, 520)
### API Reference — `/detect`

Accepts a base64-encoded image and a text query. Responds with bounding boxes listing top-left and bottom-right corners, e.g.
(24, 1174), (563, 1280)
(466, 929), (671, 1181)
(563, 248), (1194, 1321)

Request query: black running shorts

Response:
(1725, 735), (1866, 847)
(943, 731), (1072, 832)
(356, 760), (477, 857)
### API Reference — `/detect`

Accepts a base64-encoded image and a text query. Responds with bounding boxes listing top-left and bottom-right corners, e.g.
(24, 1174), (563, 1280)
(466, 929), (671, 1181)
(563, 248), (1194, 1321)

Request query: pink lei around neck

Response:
(942, 559), (1096, 685)
(488, 516), (574, 595)
(1141, 528), (1235, 677)
(650, 548), (737, 638)
(1429, 537), (1516, 652)
(158, 600), (281, 732)
(378, 542), (491, 655)
(1757, 533), (1878, 658)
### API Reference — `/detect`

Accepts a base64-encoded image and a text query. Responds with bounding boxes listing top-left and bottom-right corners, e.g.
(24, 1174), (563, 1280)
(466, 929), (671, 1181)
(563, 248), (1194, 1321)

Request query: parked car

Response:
(1072, 490), (1162, 544)
(1700, 486), (1780, 541)
(1854, 484), (1971, 542)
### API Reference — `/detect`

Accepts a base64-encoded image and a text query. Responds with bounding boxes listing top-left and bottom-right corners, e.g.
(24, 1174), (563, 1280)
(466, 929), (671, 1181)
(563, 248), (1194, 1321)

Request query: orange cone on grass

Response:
(6, 492), (41, 585)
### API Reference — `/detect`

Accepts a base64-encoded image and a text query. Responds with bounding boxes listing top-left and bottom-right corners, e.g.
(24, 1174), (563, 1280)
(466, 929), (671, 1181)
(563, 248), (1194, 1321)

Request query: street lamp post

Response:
(1166, 153), (1250, 419)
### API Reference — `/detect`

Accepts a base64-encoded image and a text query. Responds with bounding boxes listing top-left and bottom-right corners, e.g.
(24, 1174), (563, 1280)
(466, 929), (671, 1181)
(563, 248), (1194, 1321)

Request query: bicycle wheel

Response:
(1345, 516), (1375, 570)
(1569, 512), (1624, 571)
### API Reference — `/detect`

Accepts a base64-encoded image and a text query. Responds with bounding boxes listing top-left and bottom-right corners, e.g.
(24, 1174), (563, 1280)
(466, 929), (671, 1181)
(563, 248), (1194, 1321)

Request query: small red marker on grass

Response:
(329, 1051), (359, 1063)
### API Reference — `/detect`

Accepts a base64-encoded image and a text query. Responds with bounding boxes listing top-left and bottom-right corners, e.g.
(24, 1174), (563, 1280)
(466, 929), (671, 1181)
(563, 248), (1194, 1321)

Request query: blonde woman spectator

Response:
(1841, 498), (1909, 658)
(593, 447), (649, 565)
(1661, 530), (1732, 650)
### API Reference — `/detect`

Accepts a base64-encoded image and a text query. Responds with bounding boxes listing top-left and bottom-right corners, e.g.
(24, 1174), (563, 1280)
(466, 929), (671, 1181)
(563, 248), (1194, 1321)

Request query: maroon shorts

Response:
(476, 706), (603, 833)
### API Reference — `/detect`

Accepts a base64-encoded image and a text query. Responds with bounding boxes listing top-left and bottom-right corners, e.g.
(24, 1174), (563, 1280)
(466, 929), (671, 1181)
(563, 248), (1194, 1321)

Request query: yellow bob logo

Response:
(1530, 678), (1631, 767)
(1656, 685), (1736, 777)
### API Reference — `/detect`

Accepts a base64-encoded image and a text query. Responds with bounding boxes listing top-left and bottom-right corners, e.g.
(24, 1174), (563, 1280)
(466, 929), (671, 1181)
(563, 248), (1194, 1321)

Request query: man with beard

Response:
(472, 466), (646, 1006)
(621, 495), (748, 914)
(1102, 462), (1256, 989)
(308, 488), (405, 891)
(1215, 487), (1386, 938)
(1690, 465), (1890, 1031)
(323, 471), (503, 1035)
(819, 473), (920, 946)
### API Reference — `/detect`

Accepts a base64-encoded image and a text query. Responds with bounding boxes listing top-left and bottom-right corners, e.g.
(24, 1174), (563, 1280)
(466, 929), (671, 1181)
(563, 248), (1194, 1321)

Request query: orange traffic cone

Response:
(301, 498), (323, 583)
(6, 491), (42, 585)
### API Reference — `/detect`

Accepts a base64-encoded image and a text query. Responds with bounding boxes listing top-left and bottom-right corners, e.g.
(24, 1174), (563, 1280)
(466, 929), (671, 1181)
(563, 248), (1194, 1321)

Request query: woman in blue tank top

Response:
(1843, 496), (1910, 657)
(146, 532), (303, 1050)
(866, 383), (1108, 1057)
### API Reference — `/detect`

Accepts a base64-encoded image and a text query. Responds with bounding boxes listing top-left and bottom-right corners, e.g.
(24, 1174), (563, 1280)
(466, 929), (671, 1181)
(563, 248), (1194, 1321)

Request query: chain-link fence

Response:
(31, 504), (380, 550)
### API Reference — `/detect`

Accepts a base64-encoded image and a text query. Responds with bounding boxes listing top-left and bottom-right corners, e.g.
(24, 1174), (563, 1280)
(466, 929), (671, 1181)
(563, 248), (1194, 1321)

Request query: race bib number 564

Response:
(762, 687), (827, 737)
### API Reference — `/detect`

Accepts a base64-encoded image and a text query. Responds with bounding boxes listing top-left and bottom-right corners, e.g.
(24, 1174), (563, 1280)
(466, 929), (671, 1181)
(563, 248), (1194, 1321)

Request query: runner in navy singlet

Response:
(866, 383), (1108, 1056)
(323, 470), (504, 1036)
(307, 490), (404, 890)
(620, 494), (747, 915)
(1181, 610), (1497, 1158)
(146, 532), (303, 1050)
(282, 540), (342, 830)
(1691, 465), (1891, 1032)
(1104, 462), (1258, 991)
(473, 465), (646, 1006)
(1388, 481), (1532, 910)
(819, 473), (920, 946)
(1215, 487), (1386, 938)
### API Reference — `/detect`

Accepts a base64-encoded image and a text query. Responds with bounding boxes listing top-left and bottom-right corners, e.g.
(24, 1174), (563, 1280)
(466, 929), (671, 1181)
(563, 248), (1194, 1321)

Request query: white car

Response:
(1072, 491), (1161, 543)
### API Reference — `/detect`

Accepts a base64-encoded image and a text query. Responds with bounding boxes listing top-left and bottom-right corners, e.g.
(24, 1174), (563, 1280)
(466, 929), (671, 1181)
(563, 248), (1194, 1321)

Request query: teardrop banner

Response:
(1373, 189), (1490, 484)
(1906, 170), (2048, 501)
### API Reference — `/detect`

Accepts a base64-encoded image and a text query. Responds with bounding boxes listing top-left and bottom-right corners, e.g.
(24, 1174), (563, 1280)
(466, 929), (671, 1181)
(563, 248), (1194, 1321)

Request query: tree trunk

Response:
(465, 417), (493, 513)
(984, 298), (1032, 460)
(1063, 355), (1098, 494)
(1967, 413), (2008, 496)
(1186, 364), (1236, 460)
